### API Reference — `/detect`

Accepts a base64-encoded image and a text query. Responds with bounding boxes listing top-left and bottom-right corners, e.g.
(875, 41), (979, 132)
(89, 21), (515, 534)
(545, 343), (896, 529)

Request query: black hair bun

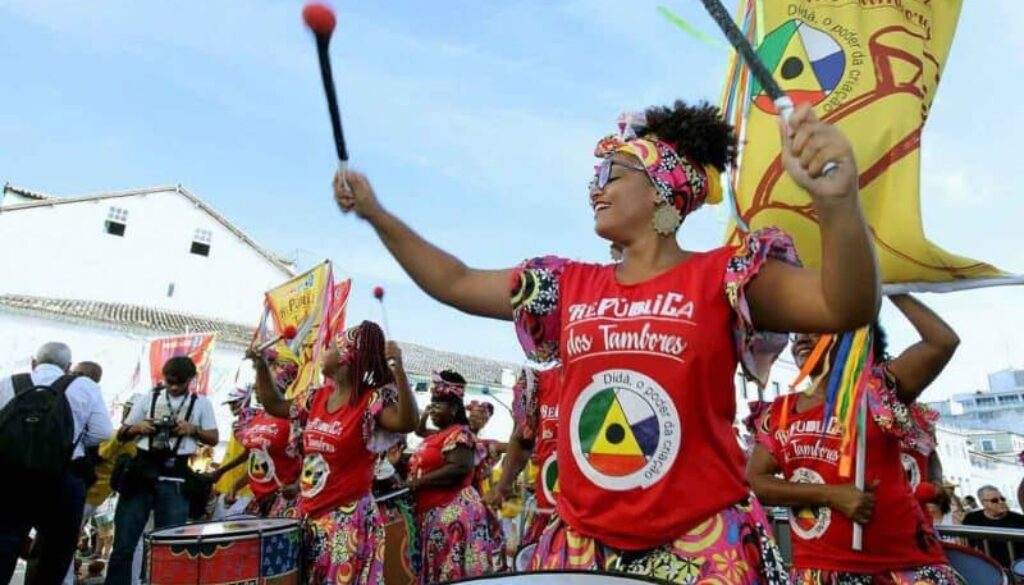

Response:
(643, 100), (738, 171)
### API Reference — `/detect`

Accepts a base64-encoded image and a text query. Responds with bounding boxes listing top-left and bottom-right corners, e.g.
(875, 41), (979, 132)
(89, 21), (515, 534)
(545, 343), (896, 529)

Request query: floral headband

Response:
(430, 371), (466, 400)
(467, 400), (494, 419)
(335, 325), (360, 365)
(593, 111), (723, 232)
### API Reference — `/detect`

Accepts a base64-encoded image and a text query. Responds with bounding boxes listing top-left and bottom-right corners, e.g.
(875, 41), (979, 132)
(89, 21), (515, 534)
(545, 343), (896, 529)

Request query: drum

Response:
(377, 488), (416, 585)
(447, 571), (665, 584)
(147, 518), (301, 585)
(941, 542), (1009, 585)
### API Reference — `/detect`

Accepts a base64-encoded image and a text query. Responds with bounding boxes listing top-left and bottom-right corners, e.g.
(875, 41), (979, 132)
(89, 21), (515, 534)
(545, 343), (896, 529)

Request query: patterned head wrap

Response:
(467, 400), (494, 420)
(593, 111), (723, 227)
(334, 324), (360, 366)
(430, 371), (466, 400)
(223, 385), (253, 405)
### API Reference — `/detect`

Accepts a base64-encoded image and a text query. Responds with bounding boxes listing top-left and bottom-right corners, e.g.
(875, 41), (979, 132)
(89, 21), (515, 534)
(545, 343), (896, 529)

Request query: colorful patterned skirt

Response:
(529, 497), (790, 585)
(305, 493), (385, 585)
(419, 486), (501, 584)
(791, 565), (965, 585)
(244, 490), (299, 519)
(522, 509), (554, 547)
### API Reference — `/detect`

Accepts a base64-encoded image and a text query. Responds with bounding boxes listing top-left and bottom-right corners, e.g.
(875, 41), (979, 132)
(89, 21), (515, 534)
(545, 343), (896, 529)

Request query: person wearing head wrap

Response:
(748, 295), (960, 583)
(486, 367), (562, 552)
(465, 399), (510, 571)
(408, 370), (502, 583)
(332, 98), (878, 582)
(216, 388), (304, 519)
(247, 321), (418, 585)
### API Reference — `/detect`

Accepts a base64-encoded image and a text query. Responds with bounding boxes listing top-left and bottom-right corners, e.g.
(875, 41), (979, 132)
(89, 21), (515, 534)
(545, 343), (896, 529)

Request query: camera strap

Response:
(168, 393), (198, 458)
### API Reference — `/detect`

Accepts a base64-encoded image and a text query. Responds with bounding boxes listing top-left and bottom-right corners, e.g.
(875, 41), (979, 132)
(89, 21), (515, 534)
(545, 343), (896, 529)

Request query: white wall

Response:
(0, 190), (290, 324)
(937, 426), (1024, 510)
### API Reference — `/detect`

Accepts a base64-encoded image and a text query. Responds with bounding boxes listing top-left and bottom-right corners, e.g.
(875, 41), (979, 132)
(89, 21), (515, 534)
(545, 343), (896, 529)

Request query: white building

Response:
(0, 181), (523, 440)
(935, 425), (1024, 509)
(928, 368), (1024, 434)
(0, 183), (294, 324)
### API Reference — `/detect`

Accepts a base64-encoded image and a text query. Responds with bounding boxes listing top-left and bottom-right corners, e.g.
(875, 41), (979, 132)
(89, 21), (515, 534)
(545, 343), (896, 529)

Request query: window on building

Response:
(981, 439), (996, 452)
(414, 382), (428, 393)
(166, 283), (175, 298)
(999, 394), (1020, 404)
(190, 228), (212, 257)
(105, 206), (128, 236)
(976, 397), (996, 407)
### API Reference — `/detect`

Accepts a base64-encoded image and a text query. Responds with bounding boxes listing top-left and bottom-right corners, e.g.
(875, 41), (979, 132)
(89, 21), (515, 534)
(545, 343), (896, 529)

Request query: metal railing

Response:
(935, 524), (1024, 564)
(769, 509), (1024, 566)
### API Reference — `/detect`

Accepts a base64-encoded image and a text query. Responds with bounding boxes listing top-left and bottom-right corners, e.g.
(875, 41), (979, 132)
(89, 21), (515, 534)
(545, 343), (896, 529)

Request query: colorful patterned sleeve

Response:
(511, 368), (539, 441)
(441, 425), (476, 455)
(865, 363), (936, 453)
(510, 255), (570, 364)
(364, 384), (404, 454)
(752, 400), (783, 462)
(724, 227), (802, 387)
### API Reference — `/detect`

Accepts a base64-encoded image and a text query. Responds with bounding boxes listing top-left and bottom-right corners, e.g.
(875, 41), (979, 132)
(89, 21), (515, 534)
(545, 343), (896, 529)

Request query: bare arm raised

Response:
(334, 172), (513, 320)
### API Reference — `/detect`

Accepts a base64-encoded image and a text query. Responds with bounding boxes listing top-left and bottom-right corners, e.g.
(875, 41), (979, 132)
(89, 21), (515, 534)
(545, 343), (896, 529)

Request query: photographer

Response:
(104, 357), (218, 585)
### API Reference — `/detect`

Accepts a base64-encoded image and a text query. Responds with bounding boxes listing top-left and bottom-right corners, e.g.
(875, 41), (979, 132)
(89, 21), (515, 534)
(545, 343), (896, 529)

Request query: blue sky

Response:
(1, 0), (1021, 401)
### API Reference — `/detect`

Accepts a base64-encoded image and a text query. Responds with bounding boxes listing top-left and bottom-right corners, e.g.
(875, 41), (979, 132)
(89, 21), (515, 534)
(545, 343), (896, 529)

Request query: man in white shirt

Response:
(105, 356), (219, 585)
(0, 342), (113, 585)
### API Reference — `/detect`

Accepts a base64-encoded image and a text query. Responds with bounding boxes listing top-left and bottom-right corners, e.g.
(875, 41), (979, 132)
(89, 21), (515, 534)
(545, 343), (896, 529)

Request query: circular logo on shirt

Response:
(789, 467), (831, 540)
(901, 452), (921, 489)
(540, 453), (559, 506)
(569, 369), (680, 491)
(300, 452), (329, 498)
(247, 448), (276, 484)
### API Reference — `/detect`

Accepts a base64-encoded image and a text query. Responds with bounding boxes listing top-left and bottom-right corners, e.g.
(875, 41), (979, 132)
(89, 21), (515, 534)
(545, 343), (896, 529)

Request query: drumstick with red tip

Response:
(302, 3), (350, 179)
(256, 325), (298, 353)
(373, 286), (397, 369)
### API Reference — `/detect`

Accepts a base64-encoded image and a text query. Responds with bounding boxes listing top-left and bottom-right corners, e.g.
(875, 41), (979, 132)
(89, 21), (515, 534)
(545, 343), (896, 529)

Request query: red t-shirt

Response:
(760, 393), (947, 572)
(297, 386), (376, 519)
(532, 369), (561, 511)
(239, 411), (300, 499)
(410, 424), (476, 512)
(510, 230), (798, 550)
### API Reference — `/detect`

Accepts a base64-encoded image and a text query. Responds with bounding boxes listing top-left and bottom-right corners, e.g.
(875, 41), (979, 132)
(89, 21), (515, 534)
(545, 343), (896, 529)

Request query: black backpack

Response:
(0, 373), (77, 476)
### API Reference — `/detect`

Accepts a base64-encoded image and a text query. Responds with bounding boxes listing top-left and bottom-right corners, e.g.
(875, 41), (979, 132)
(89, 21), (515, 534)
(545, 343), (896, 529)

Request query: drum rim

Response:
(148, 517), (301, 543)
(444, 569), (671, 584)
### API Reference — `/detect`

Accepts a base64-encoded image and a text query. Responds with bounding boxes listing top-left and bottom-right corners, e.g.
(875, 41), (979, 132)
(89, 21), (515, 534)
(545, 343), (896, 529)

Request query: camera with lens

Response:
(150, 415), (179, 453)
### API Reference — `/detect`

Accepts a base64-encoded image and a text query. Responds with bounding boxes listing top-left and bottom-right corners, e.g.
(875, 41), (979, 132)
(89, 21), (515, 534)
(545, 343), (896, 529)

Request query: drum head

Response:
(446, 570), (668, 584)
(149, 518), (300, 543)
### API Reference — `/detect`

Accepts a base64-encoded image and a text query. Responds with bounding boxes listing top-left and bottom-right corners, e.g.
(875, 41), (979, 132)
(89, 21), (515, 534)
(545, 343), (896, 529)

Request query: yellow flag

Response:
(255, 261), (334, 398)
(722, 0), (1012, 290)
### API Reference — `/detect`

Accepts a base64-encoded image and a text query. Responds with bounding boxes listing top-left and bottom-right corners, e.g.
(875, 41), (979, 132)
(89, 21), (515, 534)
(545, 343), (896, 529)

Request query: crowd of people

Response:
(2, 99), (1024, 585)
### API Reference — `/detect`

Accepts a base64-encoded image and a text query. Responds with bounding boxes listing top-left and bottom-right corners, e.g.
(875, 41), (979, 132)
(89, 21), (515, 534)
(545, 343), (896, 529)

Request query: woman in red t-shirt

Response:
(408, 370), (500, 583)
(748, 295), (961, 583)
(248, 321), (417, 585)
(331, 101), (879, 582)
(213, 375), (304, 518)
(487, 367), (562, 549)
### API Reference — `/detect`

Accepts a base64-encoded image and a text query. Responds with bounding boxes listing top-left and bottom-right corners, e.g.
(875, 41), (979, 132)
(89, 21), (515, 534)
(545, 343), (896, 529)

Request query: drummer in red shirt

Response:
(330, 99), (880, 581)
(748, 295), (961, 583)
(248, 321), (417, 585)
(487, 367), (562, 549)
(408, 370), (501, 583)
